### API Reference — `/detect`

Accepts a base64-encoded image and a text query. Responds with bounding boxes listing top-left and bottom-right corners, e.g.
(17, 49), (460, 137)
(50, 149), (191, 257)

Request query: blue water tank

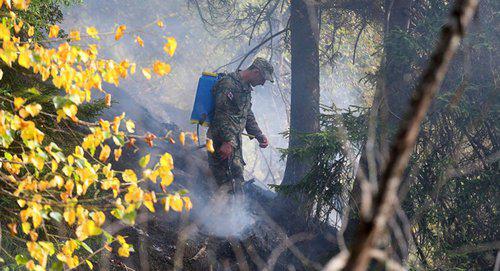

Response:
(190, 72), (223, 126)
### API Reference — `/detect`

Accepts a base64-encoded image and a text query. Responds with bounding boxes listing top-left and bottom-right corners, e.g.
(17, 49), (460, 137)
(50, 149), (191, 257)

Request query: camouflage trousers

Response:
(207, 138), (245, 194)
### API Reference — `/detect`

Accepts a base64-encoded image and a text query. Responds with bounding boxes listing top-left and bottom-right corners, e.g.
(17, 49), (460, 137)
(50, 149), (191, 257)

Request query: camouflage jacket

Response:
(208, 72), (262, 148)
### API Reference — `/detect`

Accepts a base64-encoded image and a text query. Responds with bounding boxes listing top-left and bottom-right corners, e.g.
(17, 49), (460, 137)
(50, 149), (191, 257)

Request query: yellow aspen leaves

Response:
(143, 191), (157, 212)
(117, 235), (131, 257)
(125, 119), (135, 133)
(165, 193), (183, 212)
(115, 25), (126, 41)
(48, 25), (60, 38)
(0, 23), (10, 41)
(86, 26), (99, 39)
(69, 30), (81, 41)
(159, 166), (174, 187)
(99, 144), (111, 162)
(135, 35), (144, 47)
(91, 211), (106, 227)
(12, 0), (30, 10)
(27, 26), (35, 37)
(122, 169), (137, 183)
(141, 68), (151, 80)
(153, 60), (171, 76)
(0, 5), (191, 268)
(163, 37), (177, 56)
(159, 153), (174, 169)
(114, 148), (122, 161)
(24, 103), (42, 117)
(206, 139), (215, 153)
(18, 51), (31, 68)
(14, 97), (26, 110)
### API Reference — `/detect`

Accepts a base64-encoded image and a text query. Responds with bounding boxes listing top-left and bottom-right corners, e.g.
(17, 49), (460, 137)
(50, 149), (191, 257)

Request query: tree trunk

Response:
(276, 0), (320, 224)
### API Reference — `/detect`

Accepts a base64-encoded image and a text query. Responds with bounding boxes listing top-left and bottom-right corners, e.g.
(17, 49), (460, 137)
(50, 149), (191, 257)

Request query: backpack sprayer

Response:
(190, 71), (224, 146)
(190, 72), (255, 147)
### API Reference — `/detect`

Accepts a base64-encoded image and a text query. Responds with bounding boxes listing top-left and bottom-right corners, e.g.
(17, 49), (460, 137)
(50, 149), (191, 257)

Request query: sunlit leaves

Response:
(163, 37), (177, 56)
(99, 144), (111, 162)
(86, 26), (99, 39)
(0, 5), (191, 270)
(153, 60), (171, 76)
(69, 30), (80, 41)
(48, 25), (59, 38)
(135, 35), (144, 47)
(114, 25), (126, 41)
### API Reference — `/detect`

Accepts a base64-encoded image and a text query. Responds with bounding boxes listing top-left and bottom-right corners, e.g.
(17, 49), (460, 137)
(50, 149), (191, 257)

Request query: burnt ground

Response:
(91, 87), (339, 270)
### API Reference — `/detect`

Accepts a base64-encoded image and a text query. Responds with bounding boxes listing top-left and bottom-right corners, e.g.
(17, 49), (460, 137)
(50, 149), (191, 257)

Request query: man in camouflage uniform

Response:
(207, 57), (274, 194)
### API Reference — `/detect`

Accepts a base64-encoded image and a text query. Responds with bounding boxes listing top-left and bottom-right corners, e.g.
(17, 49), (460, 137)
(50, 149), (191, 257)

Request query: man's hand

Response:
(219, 141), (233, 160)
(256, 134), (269, 148)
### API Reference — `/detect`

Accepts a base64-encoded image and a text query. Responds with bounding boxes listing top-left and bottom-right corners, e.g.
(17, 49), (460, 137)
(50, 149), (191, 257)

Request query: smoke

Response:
(196, 192), (256, 238)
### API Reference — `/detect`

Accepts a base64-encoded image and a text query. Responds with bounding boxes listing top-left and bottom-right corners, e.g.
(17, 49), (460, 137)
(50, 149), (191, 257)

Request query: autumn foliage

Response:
(0, 1), (191, 270)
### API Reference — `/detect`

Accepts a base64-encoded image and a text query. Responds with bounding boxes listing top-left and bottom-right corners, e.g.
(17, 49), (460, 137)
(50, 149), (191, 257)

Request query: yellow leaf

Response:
(99, 145), (111, 162)
(25, 103), (42, 117)
(159, 167), (173, 187)
(0, 23), (10, 41)
(114, 148), (122, 161)
(122, 169), (137, 183)
(135, 36), (144, 47)
(169, 194), (183, 212)
(91, 211), (105, 227)
(163, 37), (177, 56)
(17, 199), (26, 207)
(118, 245), (130, 257)
(18, 50), (31, 68)
(142, 68), (151, 80)
(69, 30), (81, 41)
(64, 207), (76, 225)
(62, 104), (77, 118)
(152, 60), (171, 76)
(13, 0), (30, 10)
(86, 260), (94, 270)
(28, 26), (35, 37)
(125, 119), (135, 133)
(86, 26), (99, 39)
(115, 25), (126, 41)
(157, 20), (164, 28)
(22, 222), (31, 234)
(49, 25), (60, 38)
(159, 153), (174, 169)
(14, 97), (25, 110)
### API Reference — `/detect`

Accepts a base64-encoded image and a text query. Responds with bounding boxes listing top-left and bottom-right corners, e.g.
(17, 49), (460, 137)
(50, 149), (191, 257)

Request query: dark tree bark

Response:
(277, 0), (320, 221)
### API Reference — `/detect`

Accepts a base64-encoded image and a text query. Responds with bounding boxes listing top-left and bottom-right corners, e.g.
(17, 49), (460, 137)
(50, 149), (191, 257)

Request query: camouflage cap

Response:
(251, 57), (274, 83)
